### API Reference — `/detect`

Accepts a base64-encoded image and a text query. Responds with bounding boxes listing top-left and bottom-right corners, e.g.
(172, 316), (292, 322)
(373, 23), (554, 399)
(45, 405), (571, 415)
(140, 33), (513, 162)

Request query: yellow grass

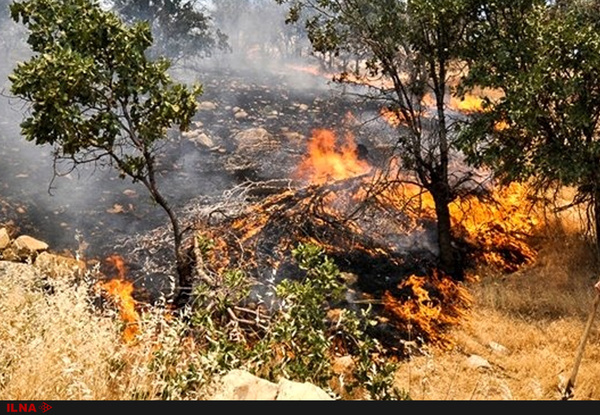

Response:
(393, 222), (600, 400)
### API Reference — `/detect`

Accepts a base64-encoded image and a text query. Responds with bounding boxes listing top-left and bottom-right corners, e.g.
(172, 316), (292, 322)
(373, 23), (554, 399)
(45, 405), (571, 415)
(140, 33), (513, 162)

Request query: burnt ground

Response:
(0, 63), (400, 297)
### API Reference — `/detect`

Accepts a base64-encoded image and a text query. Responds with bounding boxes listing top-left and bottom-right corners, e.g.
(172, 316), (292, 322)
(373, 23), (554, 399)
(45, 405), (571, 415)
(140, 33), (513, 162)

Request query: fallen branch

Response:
(562, 290), (600, 400)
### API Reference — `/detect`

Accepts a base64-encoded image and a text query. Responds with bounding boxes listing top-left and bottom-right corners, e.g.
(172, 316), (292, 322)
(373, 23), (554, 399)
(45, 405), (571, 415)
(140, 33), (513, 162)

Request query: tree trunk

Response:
(431, 189), (463, 281)
(594, 187), (600, 262)
(143, 170), (194, 308)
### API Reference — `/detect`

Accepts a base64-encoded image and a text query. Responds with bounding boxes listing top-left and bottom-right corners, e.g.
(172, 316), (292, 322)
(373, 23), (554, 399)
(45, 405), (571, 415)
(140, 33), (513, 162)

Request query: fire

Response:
(450, 182), (540, 272)
(494, 119), (510, 131)
(285, 63), (331, 78)
(97, 254), (140, 343)
(450, 93), (485, 114)
(294, 129), (371, 185)
(380, 107), (406, 127)
(383, 272), (472, 348)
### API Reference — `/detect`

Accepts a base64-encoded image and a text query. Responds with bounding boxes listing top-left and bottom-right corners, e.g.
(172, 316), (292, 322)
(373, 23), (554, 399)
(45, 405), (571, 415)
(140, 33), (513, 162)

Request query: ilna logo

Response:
(6, 403), (52, 413)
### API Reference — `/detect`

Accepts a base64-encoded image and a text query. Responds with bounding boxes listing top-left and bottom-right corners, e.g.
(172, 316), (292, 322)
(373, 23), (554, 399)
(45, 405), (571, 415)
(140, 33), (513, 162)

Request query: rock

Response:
(210, 369), (333, 400)
(466, 354), (491, 370)
(224, 127), (286, 180)
(0, 228), (10, 250)
(34, 252), (86, 280)
(234, 109), (249, 120)
(276, 378), (333, 400)
(13, 235), (49, 253)
(183, 129), (216, 148)
(211, 370), (279, 400)
(489, 341), (510, 355)
(197, 101), (218, 111)
(192, 133), (215, 148)
(7, 235), (50, 261)
(232, 128), (279, 153)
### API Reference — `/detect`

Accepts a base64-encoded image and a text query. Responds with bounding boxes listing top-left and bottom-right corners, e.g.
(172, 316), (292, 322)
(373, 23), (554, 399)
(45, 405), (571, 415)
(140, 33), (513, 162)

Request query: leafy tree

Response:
(460, 0), (600, 252)
(9, 0), (203, 306)
(275, 0), (484, 280)
(111, 0), (229, 63)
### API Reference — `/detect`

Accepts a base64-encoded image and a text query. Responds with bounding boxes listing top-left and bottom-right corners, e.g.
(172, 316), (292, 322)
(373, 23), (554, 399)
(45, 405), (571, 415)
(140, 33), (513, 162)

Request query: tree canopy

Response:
(9, 0), (203, 305)
(111, 0), (229, 62)
(460, 0), (600, 246)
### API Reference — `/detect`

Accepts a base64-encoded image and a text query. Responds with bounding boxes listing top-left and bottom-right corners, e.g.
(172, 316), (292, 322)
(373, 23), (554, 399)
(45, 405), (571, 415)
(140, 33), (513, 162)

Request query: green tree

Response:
(111, 0), (229, 63)
(275, 0), (484, 280)
(460, 0), (600, 252)
(9, 0), (203, 306)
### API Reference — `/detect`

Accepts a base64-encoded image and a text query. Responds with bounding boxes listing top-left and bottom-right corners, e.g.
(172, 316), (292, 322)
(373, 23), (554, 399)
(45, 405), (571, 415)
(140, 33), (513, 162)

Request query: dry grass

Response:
(393, 221), (600, 400)
(0, 263), (214, 400)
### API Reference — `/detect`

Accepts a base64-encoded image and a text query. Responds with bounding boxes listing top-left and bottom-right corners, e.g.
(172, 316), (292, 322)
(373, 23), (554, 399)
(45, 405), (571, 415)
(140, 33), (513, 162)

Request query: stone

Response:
(211, 370), (279, 400)
(466, 354), (491, 370)
(34, 252), (86, 280)
(276, 378), (333, 400)
(210, 369), (333, 400)
(0, 228), (10, 250)
(192, 133), (215, 148)
(232, 128), (278, 153)
(13, 235), (49, 252)
(489, 341), (510, 355)
(197, 101), (218, 111)
(234, 110), (249, 120)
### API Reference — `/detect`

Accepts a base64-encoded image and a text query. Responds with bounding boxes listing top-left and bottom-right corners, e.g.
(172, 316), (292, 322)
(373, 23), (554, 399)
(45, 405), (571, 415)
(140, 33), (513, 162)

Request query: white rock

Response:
(489, 341), (510, 355)
(211, 370), (279, 400)
(234, 110), (249, 120)
(466, 354), (491, 370)
(276, 378), (333, 400)
(210, 369), (333, 400)
(197, 101), (218, 111)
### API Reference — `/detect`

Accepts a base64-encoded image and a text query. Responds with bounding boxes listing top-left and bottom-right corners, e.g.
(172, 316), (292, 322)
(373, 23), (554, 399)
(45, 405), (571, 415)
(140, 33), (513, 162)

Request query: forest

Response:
(1, 0), (600, 401)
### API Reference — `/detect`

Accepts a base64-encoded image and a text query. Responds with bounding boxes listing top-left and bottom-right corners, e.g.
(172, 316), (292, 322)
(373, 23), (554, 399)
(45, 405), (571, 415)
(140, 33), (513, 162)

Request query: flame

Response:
(380, 107), (406, 127)
(97, 254), (139, 343)
(450, 93), (485, 114)
(450, 182), (540, 272)
(285, 63), (332, 78)
(382, 272), (472, 348)
(294, 129), (371, 185)
(494, 119), (510, 131)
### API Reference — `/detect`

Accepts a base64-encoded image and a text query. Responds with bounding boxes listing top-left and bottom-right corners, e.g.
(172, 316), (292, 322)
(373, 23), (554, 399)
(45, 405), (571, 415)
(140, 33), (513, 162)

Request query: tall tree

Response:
(460, 0), (600, 252)
(111, 0), (229, 64)
(275, 0), (483, 280)
(9, 0), (203, 306)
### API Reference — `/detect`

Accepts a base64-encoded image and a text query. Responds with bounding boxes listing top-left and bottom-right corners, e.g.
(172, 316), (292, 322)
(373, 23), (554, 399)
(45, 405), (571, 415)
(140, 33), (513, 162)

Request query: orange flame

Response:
(294, 129), (371, 185)
(380, 107), (406, 127)
(97, 254), (139, 343)
(383, 272), (472, 348)
(450, 93), (485, 114)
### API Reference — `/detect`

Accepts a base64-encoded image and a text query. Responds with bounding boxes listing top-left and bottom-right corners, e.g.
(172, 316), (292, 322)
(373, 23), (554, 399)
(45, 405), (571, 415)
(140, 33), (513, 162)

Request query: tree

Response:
(9, 0), (203, 306)
(460, 0), (600, 253)
(110, 0), (229, 64)
(275, 0), (484, 280)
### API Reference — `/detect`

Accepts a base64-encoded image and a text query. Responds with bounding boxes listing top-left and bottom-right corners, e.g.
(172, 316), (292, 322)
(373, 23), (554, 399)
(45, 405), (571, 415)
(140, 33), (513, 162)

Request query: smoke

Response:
(0, 0), (394, 266)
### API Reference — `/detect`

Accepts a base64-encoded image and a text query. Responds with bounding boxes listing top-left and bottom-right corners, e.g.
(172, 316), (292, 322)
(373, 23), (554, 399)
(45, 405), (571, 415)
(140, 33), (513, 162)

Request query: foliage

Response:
(111, 0), (229, 63)
(459, 0), (600, 243)
(177, 241), (407, 400)
(9, 0), (202, 302)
